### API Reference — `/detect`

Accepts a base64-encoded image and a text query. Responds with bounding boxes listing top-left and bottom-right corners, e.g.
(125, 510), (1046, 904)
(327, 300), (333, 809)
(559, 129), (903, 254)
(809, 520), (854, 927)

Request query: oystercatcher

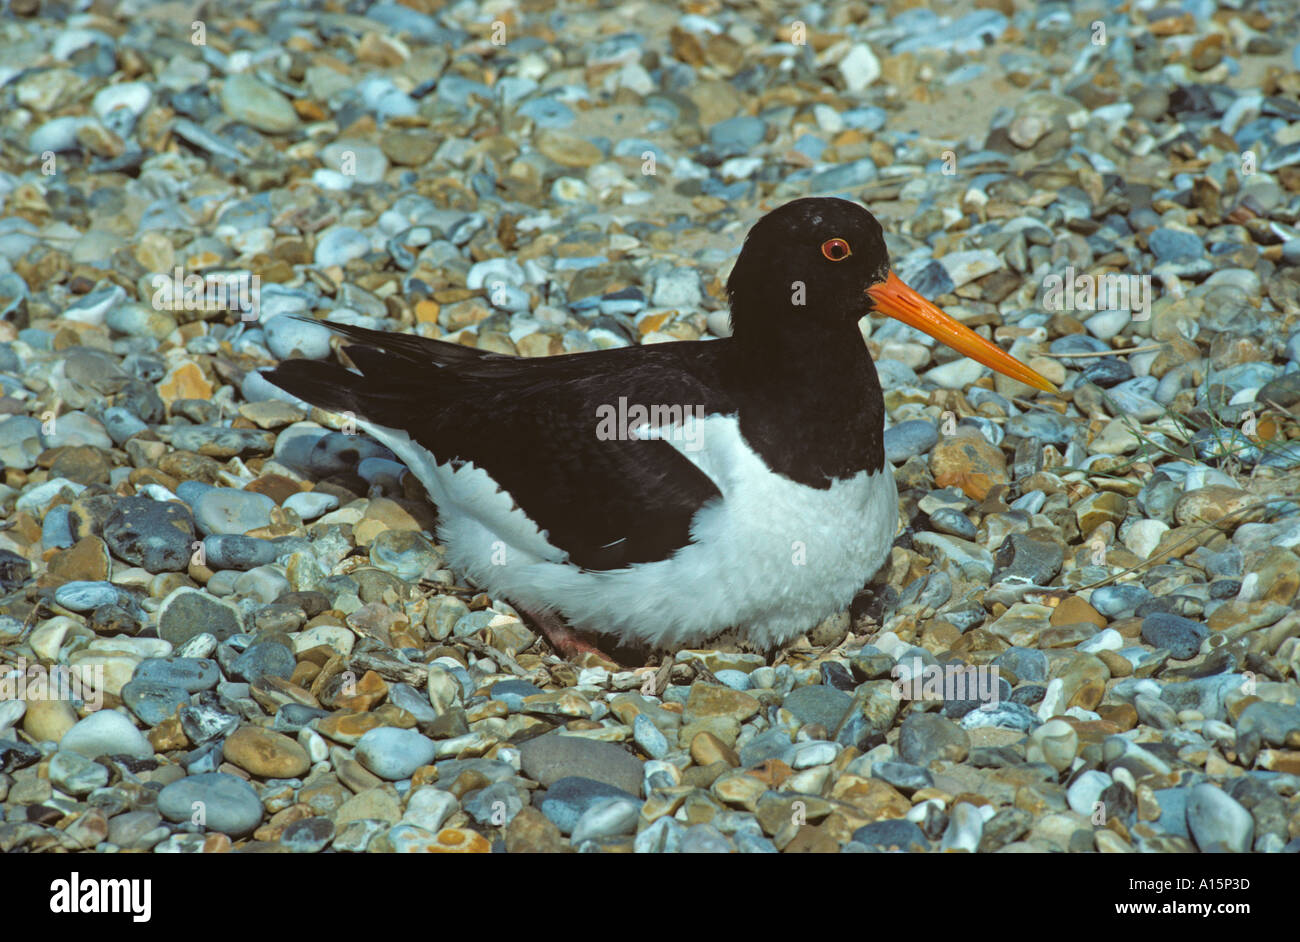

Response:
(264, 197), (1053, 660)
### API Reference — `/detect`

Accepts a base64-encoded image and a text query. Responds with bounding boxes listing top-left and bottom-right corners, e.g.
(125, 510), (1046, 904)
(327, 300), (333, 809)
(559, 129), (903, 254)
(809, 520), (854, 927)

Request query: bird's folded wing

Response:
(263, 329), (733, 570)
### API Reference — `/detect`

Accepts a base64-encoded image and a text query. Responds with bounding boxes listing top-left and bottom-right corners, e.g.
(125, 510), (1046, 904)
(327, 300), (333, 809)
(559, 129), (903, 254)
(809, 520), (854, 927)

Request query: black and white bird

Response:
(264, 197), (1054, 659)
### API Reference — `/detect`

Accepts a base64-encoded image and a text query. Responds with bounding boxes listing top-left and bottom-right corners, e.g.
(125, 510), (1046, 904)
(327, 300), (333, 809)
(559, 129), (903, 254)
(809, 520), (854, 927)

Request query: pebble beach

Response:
(1, 0), (1300, 855)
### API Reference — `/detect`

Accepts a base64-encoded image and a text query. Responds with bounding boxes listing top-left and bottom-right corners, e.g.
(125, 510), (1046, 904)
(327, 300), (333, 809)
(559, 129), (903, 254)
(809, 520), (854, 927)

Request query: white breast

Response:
(358, 415), (898, 650)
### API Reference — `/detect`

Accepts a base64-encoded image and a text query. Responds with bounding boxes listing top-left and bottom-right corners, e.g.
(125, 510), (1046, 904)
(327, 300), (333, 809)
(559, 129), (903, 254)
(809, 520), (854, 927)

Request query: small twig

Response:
(459, 636), (530, 677)
(1044, 343), (1165, 359)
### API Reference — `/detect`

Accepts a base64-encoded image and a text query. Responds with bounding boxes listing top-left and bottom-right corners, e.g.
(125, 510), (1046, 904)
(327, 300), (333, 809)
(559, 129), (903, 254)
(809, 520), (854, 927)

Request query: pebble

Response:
(121, 680), (189, 726)
(1141, 613), (1208, 660)
(192, 488), (277, 536)
(59, 710), (153, 759)
(157, 772), (264, 836)
(229, 642), (295, 684)
(222, 726), (311, 778)
(1186, 783), (1254, 853)
(221, 73), (300, 134)
(202, 534), (281, 571)
(48, 750), (110, 796)
(519, 732), (645, 796)
(538, 777), (640, 835)
(264, 316), (333, 361)
(898, 713), (970, 765)
(355, 728), (437, 780)
(157, 588), (243, 645)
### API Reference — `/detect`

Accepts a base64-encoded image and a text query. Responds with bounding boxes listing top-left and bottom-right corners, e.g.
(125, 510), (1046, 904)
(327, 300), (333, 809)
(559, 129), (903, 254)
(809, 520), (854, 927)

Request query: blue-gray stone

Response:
(41, 504), (76, 551)
(272, 703), (331, 733)
(884, 419), (939, 463)
(1235, 701), (1300, 747)
(54, 580), (123, 612)
(387, 682), (438, 724)
(101, 407), (148, 445)
(280, 815), (334, 852)
(229, 641), (295, 684)
(1081, 357), (1133, 388)
(960, 700), (1040, 732)
(202, 534), (280, 571)
(679, 822), (733, 853)
(102, 497), (196, 572)
(1141, 612), (1208, 659)
(809, 158), (877, 192)
(263, 315), (332, 360)
(538, 777), (639, 834)
(928, 507), (976, 540)
(783, 685), (853, 731)
(157, 588), (242, 645)
(993, 647), (1048, 684)
(740, 727), (796, 767)
(355, 727), (437, 780)
(121, 679), (190, 726)
(133, 657), (219, 693)
(491, 679), (544, 712)
(0, 550), (30, 592)
(870, 760), (933, 793)
(632, 713), (669, 759)
(899, 259), (954, 298)
(895, 9), (1007, 53)
(1148, 228), (1204, 262)
(709, 116), (765, 156)
(1090, 584), (1152, 617)
(274, 427), (395, 478)
(157, 772), (264, 836)
(178, 703), (240, 744)
(463, 780), (525, 827)
(0, 739), (41, 773)
(192, 488), (276, 536)
(852, 818), (930, 851)
(517, 97), (575, 129)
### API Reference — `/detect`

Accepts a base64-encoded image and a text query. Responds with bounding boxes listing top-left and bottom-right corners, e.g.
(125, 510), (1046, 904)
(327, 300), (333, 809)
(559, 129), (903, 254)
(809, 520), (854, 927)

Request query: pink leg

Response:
(520, 606), (622, 666)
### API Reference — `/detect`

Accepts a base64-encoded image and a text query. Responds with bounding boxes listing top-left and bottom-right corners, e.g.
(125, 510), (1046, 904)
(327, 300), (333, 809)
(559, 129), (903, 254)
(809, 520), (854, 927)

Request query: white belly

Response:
(360, 415), (899, 650)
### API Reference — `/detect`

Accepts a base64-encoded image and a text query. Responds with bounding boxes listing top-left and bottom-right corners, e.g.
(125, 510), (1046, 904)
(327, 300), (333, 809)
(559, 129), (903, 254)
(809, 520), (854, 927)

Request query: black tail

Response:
(260, 317), (510, 419)
(261, 358), (372, 416)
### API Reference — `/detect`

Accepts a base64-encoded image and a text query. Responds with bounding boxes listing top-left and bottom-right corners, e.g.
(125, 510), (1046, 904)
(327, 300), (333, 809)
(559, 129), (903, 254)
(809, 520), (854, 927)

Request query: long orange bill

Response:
(866, 271), (1057, 393)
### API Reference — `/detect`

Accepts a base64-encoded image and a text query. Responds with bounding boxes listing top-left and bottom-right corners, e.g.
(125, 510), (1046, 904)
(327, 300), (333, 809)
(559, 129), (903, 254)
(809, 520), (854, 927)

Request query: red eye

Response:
(821, 238), (851, 261)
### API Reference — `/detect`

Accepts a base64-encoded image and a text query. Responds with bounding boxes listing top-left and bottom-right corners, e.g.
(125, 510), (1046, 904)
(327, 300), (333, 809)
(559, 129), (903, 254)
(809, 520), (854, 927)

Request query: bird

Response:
(263, 197), (1054, 661)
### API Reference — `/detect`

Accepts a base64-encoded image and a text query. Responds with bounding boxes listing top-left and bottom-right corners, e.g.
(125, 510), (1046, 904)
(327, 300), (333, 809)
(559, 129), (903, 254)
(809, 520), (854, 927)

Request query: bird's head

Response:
(726, 197), (1056, 393)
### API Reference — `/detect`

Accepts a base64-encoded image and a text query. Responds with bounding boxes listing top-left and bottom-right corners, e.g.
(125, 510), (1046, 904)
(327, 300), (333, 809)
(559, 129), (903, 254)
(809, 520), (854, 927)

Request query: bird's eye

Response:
(821, 238), (851, 261)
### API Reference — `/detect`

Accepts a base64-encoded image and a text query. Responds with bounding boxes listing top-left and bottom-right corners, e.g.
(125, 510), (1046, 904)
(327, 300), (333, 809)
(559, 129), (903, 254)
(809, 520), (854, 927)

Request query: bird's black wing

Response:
(263, 325), (733, 570)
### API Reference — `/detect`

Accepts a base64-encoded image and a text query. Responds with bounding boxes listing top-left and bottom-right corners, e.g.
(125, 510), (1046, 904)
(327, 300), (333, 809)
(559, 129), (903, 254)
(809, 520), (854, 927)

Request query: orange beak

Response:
(866, 271), (1057, 393)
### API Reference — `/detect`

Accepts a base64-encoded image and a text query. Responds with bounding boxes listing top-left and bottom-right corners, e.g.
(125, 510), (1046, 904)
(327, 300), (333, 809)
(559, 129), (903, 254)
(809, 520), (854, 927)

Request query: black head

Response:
(725, 197), (891, 334)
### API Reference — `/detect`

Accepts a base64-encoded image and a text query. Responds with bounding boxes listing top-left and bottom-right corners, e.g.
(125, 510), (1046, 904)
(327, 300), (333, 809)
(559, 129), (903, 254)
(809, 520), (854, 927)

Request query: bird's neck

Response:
(725, 314), (887, 484)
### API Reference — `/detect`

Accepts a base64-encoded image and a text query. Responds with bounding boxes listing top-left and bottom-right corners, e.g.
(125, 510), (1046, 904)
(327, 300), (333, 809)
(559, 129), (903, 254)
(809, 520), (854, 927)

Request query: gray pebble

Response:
(157, 772), (264, 836)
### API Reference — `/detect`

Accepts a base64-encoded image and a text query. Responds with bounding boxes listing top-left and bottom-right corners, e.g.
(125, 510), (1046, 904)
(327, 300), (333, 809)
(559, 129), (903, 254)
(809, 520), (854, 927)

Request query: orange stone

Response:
(428, 828), (491, 853)
(158, 361), (212, 405)
(314, 710), (386, 744)
(44, 535), (111, 585)
(930, 430), (1009, 500)
(333, 669), (389, 712)
(1051, 596), (1106, 628)
(244, 474), (302, 504)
